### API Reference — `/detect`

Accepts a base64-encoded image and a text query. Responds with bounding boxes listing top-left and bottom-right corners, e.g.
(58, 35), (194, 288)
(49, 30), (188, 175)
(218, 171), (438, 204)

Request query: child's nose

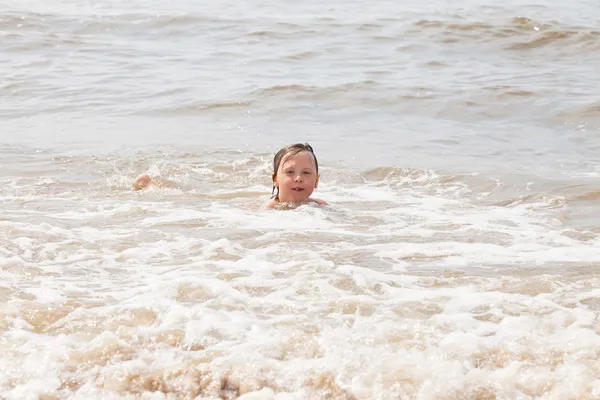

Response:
(294, 174), (303, 182)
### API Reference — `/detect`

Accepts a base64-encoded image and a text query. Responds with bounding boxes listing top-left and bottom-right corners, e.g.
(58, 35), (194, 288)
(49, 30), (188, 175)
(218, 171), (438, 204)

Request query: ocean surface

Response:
(1, 0), (600, 398)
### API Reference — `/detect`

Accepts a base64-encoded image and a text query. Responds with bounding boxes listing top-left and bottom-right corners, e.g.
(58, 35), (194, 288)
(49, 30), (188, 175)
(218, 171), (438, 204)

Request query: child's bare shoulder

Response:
(309, 198), (329, 206)
(263, 198), (277, 209)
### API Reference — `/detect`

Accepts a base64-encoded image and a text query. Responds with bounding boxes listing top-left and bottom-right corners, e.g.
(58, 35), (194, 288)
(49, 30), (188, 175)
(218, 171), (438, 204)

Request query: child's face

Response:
(274, 151), (319, 203)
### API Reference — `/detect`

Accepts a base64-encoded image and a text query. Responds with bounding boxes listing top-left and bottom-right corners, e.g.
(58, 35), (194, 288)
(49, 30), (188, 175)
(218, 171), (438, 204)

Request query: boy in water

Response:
(134, 143), (328, 208)
(263, 142), (328, 209)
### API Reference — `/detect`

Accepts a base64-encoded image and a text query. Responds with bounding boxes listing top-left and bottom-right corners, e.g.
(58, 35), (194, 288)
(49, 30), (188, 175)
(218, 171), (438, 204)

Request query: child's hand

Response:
(134, 173), (151, 190)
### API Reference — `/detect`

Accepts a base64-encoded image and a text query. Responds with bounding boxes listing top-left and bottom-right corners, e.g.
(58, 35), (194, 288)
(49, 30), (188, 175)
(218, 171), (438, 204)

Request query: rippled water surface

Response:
(1, 0), (600, 398)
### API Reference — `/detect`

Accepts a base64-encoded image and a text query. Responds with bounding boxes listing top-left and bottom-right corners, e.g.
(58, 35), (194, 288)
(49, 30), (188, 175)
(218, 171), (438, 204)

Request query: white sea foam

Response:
(2, 153), (599, 398)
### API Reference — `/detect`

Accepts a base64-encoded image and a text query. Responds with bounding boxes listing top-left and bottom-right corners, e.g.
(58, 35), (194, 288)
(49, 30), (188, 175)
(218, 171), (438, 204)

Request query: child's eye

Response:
(303, 171), (312, 175)
(286, 170), (294, 174)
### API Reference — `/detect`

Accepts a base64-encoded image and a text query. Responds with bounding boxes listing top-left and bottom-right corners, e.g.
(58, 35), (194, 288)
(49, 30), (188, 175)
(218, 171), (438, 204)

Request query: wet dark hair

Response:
(271, 143), (319, 199)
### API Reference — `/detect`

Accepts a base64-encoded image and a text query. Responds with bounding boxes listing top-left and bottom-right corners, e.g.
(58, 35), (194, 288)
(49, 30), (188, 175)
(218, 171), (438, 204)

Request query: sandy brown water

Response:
(1, 0), (600, 398)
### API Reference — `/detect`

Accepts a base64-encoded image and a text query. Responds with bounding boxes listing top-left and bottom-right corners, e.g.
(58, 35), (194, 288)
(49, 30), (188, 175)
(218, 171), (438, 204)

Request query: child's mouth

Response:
(292, 188), (304, 192)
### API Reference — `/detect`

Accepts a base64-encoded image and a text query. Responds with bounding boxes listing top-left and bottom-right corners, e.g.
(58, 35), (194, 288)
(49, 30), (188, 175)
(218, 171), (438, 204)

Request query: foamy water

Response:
(1, 150), (599, 399)
(2, 0), (600, 398)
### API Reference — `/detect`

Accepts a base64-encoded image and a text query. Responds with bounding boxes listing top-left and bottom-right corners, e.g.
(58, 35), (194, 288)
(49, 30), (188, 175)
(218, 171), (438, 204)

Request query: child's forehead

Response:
(280, 151), (316, 168)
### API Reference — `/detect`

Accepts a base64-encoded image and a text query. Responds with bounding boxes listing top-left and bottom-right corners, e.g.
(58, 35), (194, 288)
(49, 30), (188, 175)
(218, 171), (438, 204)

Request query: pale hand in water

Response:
(134, 173), (151, 190)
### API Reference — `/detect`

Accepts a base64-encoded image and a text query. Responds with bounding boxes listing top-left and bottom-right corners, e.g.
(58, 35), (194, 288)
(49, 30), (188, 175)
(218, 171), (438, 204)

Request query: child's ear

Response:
(315, 174), (320, 188)
(272, 173), (277, 185)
